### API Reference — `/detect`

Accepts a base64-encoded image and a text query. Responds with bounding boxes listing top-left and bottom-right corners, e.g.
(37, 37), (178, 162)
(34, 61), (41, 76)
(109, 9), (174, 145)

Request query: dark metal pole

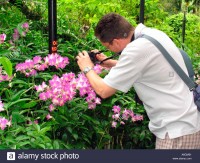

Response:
(139, 0), (145, 24)
(48, 0), (57, 54)
(182, 11), (186, 45)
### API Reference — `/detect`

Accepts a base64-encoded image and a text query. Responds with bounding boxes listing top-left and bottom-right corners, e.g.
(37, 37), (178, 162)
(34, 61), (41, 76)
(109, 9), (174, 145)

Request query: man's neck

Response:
(129, 30), (135, 42)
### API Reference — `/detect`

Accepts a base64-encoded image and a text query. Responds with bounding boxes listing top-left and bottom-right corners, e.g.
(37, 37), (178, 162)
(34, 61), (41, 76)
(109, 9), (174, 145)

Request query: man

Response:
(76, 13), (200, 149)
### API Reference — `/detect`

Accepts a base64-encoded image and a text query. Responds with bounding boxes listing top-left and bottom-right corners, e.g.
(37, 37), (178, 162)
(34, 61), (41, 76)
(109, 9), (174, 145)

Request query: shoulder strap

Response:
(142, 34), (196, 91)
(179, 49), (195, 81)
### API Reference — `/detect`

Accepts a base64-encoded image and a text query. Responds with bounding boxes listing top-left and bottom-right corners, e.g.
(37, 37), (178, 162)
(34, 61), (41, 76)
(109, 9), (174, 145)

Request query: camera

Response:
(76, 50), (119, 64)
(88, 51), (102, 64)
(75, 51), (102, 64)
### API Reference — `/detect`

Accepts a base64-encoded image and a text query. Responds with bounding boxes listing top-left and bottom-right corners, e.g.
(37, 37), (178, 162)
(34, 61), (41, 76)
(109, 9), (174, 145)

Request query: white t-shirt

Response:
(103, 23), (200, 139)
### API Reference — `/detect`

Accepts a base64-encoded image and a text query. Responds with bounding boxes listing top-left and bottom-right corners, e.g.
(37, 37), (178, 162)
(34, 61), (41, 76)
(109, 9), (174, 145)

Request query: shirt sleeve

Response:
(103, 44), (146, 93)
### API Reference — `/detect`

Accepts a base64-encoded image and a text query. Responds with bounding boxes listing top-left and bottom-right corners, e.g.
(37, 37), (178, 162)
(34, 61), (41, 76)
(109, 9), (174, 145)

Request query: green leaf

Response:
(12, 112), (26, 123)
(21, 101), (37, 109)
(27, 131), (35, 136)
(4, 136), (16, 144)
(9, 126), (24, 135)
(39, 126), (51, 134)
(10, 79), (29, 87)
(111, 97), (119, 105)
(38, 144), (46, 149)
(72, 133), (78, 140)
(140, 131), (146, 141)
(0, 145), (8, 149)
(53, 140), (60, 149)
(64, 53), (75, 60)
(16, 135), (30, 141)
(0, 50), (11, 56)
(0, 56), (13, 76)
(67, 127), (72, 133)
(26, 43), (34, 47)
(17, 141), (31, 148)
(59, 115), (69, 121)
(81, 114), (100, 125)
(33, 124), (40, 132)
(35, 73), (53, 80)
(5, 98), (32, 109)
(17, 23), (24, 36)
(10, 89), (27, 101)
(62, 133), (68, 142)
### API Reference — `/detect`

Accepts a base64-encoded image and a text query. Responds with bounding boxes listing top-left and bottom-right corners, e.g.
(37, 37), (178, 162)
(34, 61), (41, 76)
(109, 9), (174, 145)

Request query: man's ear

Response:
(112, 38), (129, 52)
(112, 38), (120, 46)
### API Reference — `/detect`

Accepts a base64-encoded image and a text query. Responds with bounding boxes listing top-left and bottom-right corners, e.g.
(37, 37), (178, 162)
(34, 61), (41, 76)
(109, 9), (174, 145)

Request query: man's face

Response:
(101, 39), (122, 53)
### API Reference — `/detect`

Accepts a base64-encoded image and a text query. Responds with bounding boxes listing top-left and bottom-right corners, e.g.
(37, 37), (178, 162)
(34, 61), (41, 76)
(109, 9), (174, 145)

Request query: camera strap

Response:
(99, 52), (121, 64)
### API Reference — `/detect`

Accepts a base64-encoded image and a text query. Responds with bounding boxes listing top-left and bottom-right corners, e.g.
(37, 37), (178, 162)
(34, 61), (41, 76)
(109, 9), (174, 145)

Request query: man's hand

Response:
(76, 50), (117, 99)
(76, 51), (94, 71)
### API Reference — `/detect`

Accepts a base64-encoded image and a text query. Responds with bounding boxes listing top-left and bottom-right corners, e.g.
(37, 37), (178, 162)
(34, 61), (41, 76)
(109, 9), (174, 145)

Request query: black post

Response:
(48, 0), (57, 54)
(182, 11), (186, 45)
(139, 0), (145, 24)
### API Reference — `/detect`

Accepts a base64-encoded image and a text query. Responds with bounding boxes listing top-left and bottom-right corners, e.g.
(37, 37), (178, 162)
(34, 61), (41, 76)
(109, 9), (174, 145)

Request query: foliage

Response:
(0, 57), (13, 77)
(164, 13), (200, 72)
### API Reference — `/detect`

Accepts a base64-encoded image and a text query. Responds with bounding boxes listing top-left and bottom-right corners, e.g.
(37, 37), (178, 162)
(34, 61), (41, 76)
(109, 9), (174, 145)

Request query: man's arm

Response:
(76, 51), (117, 98)
(85, 70), (116, 98)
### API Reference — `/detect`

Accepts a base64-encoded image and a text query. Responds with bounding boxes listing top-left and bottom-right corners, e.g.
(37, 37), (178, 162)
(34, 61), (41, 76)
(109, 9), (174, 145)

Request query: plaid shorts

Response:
(155, 130), (200, 149)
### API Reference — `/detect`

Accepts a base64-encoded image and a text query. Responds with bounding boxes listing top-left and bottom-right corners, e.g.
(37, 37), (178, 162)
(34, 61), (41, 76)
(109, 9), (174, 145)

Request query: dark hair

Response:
(94, 13), (134, 43)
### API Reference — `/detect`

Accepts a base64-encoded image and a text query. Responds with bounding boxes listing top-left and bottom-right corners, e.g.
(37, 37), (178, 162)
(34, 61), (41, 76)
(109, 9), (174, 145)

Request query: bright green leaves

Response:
(0, 56), (13, 76)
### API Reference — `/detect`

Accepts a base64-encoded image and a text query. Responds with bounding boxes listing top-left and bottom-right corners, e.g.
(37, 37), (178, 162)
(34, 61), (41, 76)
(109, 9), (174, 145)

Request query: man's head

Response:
(94, 13), (134, 52)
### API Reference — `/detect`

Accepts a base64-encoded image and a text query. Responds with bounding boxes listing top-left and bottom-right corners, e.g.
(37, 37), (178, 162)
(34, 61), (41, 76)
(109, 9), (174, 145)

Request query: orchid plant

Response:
(0, 22), (143, 132)
(0, 99), (11, 130)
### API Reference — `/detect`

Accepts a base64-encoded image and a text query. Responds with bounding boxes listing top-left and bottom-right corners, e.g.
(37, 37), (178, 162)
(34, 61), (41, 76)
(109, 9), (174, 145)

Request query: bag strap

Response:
(179, 49), (195, 81)
(142, 34), (196, 91)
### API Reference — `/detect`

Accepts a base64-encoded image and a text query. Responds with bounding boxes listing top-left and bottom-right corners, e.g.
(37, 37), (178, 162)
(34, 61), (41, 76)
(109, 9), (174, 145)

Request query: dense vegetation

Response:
(0, 0), (199, 149)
